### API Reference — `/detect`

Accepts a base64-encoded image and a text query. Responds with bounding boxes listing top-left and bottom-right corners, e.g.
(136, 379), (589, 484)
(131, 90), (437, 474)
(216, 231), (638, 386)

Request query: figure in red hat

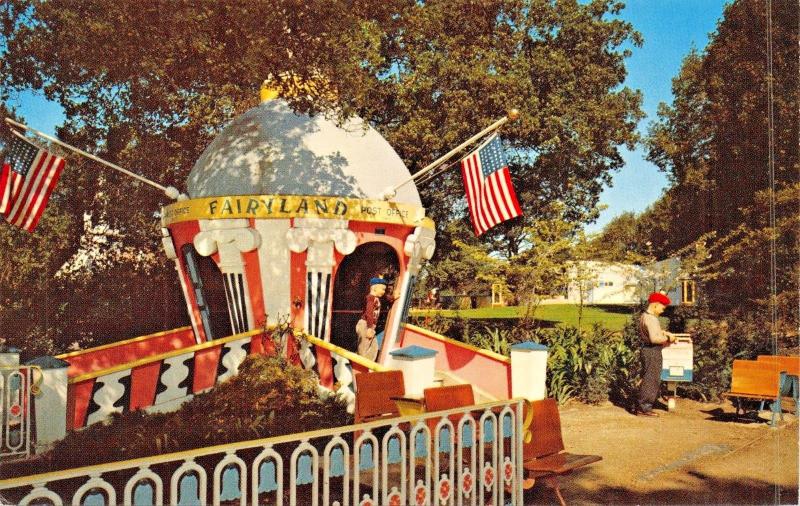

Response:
(635, 291), (677, 417)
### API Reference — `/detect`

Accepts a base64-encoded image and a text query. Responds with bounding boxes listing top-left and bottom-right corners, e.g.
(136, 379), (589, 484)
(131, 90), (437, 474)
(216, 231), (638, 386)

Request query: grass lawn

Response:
(409, 304), (633, 331)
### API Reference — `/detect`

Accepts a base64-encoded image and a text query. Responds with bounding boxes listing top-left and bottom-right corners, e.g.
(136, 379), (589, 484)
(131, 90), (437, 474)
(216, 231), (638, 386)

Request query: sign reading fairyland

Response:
(161, 194), (432, 227)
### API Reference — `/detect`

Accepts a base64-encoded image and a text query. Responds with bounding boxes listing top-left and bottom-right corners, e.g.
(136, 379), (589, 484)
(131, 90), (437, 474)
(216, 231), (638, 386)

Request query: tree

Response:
(375, 0), (643, 257)
(643, 0), (798, 315)
(416, 222), (504, 302)
(0, 0), (644, 351)
(587, 211), (652, 263)
(2, 0), (643, 247)
(0, 104), (80, 357)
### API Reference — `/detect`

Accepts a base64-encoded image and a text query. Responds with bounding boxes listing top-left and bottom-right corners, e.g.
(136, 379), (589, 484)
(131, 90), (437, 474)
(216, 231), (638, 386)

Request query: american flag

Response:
(460, 135), (522, 236)
(0, 135), (65, 232)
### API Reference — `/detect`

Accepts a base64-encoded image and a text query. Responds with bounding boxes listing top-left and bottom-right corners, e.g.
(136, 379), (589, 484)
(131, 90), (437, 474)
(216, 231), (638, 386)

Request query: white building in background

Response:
(566, 261), (641, 305)
(565, 259), (697, 306)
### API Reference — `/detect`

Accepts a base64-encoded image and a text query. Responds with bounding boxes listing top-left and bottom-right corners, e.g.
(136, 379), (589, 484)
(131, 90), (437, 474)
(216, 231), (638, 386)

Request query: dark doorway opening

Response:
(181, 245), (233, 340)
(331, 242), (399, 352)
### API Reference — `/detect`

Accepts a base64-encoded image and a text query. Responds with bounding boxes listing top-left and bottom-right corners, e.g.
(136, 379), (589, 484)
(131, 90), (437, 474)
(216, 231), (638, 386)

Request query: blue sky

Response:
(589, 0), (729, 232)
(4, 0), (730, 232)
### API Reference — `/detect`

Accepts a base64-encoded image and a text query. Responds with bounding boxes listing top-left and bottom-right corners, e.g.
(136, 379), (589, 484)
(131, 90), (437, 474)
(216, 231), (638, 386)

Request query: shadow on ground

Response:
(524, 467), (798, 505)
(702, 406), (788, 425)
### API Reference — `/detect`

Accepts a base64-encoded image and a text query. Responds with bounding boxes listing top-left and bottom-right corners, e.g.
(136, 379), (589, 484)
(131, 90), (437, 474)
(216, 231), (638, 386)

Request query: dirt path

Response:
(524, 399), (799, 505)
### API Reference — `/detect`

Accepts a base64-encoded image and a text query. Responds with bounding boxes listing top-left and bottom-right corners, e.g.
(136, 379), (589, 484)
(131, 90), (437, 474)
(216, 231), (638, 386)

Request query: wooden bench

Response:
(423, 384), (476, 411)
(721, 359), (792, 426)
(422, 383), (476, 434)
(353, 370), (405, 423)
(522, 398), (601, 506)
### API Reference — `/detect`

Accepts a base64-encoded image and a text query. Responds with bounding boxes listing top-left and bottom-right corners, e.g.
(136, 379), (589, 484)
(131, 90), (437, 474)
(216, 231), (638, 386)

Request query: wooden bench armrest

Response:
(389, 395), (423, 403)
(523, 452), (602, 477)
(360, 412), (402, 423)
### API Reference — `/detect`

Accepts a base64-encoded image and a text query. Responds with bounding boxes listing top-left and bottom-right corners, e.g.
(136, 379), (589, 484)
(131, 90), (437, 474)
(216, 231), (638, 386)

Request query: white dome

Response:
(187, 101), (421, 206)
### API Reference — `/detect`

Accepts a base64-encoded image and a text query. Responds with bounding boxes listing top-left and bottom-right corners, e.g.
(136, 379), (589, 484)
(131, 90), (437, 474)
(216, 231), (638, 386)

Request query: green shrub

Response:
(460, 321), (636, 405)
(465, 326), (512, 355)
(543, 325), (635, 405)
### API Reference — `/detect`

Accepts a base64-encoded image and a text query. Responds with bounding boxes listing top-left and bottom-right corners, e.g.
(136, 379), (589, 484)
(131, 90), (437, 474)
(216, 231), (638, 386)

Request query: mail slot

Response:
(661, 335), (693, 382)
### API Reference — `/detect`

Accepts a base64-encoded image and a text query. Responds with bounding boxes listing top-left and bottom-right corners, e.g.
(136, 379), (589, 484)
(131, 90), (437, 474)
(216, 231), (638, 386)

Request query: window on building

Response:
(682, 279), (697, 305)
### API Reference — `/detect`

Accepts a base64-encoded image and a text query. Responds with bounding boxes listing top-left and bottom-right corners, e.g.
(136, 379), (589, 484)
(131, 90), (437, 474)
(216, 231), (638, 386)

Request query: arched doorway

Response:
(181, 244), (233, 340)
(330, 242), (399, 353)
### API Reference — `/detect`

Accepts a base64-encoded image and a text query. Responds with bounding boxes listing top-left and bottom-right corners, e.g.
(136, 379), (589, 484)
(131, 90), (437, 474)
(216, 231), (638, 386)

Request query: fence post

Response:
(0, 346), (20, 368)
(510, 342), (549, 400)
(387, 345), (437, 398)
(26, 356), (70, 450)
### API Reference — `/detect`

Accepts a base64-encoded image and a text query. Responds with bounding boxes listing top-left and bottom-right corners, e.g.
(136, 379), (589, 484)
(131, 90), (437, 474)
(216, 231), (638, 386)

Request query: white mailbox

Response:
(661, 335), (693, 382)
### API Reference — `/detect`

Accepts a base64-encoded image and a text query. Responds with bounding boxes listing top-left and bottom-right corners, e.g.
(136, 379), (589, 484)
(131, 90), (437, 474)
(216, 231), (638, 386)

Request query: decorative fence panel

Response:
(65, 329), (383, 431)
(67, 331), (266, 430)
(0, 366), (37, 460)
(0, 399), (525, 506)
(56, 326), (197, 378)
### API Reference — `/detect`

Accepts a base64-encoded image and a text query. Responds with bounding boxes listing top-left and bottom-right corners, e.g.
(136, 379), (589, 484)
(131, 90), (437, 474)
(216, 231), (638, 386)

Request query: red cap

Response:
(648, 292), (671, 306)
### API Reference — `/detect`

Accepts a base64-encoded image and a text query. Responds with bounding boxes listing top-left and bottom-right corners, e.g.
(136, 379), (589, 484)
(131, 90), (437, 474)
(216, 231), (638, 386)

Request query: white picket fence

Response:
(0, 398), (525, 506)
(0, 366), (37, 460)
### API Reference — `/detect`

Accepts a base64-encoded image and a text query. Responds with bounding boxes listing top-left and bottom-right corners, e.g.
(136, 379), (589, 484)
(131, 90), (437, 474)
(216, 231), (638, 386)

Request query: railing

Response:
(0, 398), (524, 506)
(65, 327), (386, 430)
(291, 332), (385, 411)
(66, 329), (267, 430)
(56, 326), (196, 378)
(0, 366), (40, 460)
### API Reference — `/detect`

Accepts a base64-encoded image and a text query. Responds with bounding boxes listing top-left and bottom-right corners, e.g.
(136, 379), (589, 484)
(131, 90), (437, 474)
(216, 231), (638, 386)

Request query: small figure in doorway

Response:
(356, 277), (397, 362)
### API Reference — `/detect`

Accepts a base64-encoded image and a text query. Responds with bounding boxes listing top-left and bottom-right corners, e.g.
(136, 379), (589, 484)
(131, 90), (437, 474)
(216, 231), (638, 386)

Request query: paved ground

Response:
(524, 398), (799, 505)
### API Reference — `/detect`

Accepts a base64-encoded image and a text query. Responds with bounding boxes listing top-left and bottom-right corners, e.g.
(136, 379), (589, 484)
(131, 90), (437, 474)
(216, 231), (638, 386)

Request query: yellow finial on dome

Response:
(260, 80), (280, 102)
(260, 72), (336, 103)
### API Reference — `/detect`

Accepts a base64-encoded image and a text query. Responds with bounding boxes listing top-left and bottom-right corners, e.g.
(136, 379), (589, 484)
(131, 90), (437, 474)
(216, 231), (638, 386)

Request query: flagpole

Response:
(380, 109), (519, 200)
(415, 132), (499, 188)
(4, 118), (185, 200)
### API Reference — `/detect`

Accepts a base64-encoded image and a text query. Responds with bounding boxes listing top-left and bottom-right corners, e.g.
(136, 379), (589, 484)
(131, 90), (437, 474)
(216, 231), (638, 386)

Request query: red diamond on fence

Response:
(438, 476), (452, 502)
(414, 482), (427, 505)
(10, 404), (21, 417)
(504, 460), (514, 484)
(462, 471), (474, 493)
(484, 465), (495, 487)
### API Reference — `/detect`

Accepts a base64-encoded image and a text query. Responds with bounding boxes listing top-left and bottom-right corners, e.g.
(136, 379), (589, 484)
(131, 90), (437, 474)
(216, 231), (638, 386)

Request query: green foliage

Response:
(418, 223), (505, 298)
(677, 301), (782, 401)
(464, 325), (514, 356)
(678, 318), (732, 401)
(504, 202), (583, 310)
(1, 355), (352, 476)
(547, 367), (576, 405)
(456, 318), (636, 405)
(588, 211), (652, 263)
(543, 324), (634, 405)
(640, 0), (798, 319)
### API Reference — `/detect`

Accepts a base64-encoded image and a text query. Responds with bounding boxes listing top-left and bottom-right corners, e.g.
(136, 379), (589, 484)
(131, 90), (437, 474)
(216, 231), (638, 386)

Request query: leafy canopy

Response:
(0, 0), (643, 350)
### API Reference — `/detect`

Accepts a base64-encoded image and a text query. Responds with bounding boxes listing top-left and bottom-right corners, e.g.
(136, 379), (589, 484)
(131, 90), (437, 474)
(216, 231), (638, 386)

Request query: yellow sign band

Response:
(161, 195), (433, 228)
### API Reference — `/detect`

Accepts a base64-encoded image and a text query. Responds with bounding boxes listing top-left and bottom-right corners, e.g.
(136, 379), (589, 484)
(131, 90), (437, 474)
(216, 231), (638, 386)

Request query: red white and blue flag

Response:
(460, 134), (522, 236)
(0, 135), (65, 232)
